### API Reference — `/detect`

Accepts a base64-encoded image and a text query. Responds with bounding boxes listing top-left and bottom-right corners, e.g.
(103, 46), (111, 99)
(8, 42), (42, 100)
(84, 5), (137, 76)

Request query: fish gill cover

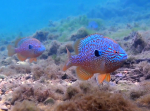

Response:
(0, 0), (150, 111)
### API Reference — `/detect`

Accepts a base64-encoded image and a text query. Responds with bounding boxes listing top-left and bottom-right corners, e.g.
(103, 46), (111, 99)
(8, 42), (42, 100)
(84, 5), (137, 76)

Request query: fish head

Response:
(28, 43), (45, 56)
(34, 44), (45, 55)
(107, 44), (127, 63)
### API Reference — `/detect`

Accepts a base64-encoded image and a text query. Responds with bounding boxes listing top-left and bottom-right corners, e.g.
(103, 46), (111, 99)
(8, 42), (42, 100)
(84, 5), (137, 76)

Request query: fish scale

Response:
(63, 33), (127, 84)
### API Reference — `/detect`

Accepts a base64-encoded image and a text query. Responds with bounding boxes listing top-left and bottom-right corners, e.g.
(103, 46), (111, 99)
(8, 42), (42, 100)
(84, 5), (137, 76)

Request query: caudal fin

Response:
(7, 45), (16, 56)
(63, 47), (72, 71)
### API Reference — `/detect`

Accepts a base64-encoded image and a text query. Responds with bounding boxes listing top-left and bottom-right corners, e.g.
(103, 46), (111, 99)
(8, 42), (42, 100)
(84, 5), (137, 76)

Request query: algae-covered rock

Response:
(33, 31), (49, 41)
(48, 40), (61, 55)
(130, 32), (146, 54)
(70, 27), (88, 41)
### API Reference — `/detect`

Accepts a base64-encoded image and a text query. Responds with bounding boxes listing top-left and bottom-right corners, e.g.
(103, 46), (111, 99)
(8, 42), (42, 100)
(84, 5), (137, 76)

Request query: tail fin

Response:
(7, 45), (16, 56)
(63, 47), (72, 71)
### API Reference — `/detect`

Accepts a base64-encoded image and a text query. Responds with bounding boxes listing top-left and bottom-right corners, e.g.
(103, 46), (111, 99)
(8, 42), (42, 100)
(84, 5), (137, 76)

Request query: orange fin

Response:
(76, 67), (93, 80)
(104, 74), (111, 82)
(15, 38), (23, 47)
(7, 45), (16, 56)
(96, 74), (107, 84)
(63, 47), (72, 71)
(29, 58), (37, 63)
(17, 54), (27, 61)
(73, 39), (82, 54)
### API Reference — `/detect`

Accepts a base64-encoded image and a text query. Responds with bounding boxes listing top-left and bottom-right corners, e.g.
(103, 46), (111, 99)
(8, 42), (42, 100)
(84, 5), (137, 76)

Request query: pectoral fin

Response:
(17, 54), (27, 61)
(96, 73), (111, 84)
(76, 67), (94, 80)
(29, 58), (37, 63)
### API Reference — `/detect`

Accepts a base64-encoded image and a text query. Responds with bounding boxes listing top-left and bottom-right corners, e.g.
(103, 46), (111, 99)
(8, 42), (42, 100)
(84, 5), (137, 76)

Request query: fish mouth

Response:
(122, 54), (127, 61)
(38, 45), (46, 52)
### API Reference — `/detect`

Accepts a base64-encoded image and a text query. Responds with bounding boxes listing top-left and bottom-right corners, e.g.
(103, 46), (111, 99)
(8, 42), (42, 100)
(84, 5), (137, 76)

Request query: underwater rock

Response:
(0, 104), (8, 111)
(69, 27), (88, 41)
(48, 40), (61, 55)
(39, 51), (49, 59)
(124, 31), (138, 40)
(142, 40), (150, 51)
(33, 31), (49, 41)
(47, 33), (59, 40)
(130, 32), (146, 54)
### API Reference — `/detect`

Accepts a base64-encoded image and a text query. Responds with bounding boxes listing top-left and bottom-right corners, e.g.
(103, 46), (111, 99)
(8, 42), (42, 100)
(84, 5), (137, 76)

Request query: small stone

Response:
(0, 74), (6, 79)
(0, 104), (8, 111)
(61, 74), (68, 80)
(44, 97), (55, 105)
(25, 76), (31, 80)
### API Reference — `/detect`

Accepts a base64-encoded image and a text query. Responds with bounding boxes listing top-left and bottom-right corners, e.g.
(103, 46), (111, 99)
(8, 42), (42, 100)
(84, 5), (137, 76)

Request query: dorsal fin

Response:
(15, 38), (23, 47)
(104, 36), (117, 44)
(15, 37), (30, 47)
(73, 38), (82, 54)
(78, 33), (104, 53)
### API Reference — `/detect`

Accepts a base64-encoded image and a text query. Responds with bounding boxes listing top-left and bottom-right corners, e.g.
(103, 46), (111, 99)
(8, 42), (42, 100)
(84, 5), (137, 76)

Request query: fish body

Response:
(88, 21), (98, 30)
(63, 34), (127, 84)
(7, 37), (45, 62)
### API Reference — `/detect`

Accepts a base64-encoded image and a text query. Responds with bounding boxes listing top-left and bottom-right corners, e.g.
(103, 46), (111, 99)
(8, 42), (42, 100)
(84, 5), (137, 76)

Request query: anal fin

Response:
(17, 54), (27, 61)
(29, 58), (37, 63)
(76, 67), (93, 80)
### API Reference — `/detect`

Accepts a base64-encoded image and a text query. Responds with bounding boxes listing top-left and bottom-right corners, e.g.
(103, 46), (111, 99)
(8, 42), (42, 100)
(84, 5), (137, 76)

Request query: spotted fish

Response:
(63, 34), (127, 84)
(7, 37), (45, 63)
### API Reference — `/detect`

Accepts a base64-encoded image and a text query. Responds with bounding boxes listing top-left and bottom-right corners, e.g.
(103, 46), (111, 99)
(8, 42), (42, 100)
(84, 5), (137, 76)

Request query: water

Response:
(0, 0), (102, 39)
(2, 0), (149, 40)
(1, 0), (150, 111)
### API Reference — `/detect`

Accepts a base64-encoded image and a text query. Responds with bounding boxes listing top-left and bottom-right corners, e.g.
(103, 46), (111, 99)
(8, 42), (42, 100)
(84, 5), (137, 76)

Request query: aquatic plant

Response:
(55, 90), (142, 111)
(11, 100), (40, 111)
(79, 82), (92, 93)
(64, 86), (80, 100)
(11, 83), (56, 104)
(129, 81), (150, 100)
(32, 58), (60, 80)
(106, 29), (132, 39)
(137, 94), (150, 108)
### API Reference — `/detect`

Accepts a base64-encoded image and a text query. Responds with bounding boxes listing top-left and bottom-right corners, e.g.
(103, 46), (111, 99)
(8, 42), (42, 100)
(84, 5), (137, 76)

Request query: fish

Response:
(63, 34), (127, 84)
(88, 21), (98, 30)
(7, 37), (45, 63)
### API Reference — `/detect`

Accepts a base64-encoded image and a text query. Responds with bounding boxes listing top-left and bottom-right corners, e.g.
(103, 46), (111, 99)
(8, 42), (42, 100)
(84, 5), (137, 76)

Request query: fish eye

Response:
(114, 50), (118, 54)
(94, 50), (101, 57)
(29, 45), (33, 49)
